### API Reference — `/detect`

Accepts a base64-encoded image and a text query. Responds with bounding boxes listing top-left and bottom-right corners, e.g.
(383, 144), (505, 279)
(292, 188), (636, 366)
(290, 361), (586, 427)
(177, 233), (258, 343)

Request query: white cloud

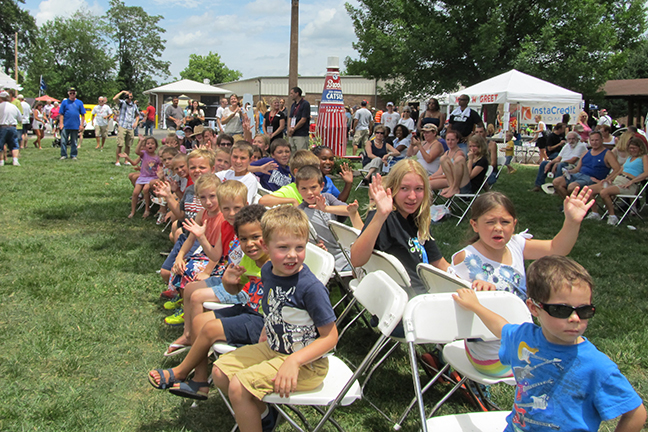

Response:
(152, 0), (207, 8)
(34, 0), (103, 25)
(244, 0), (289, 16)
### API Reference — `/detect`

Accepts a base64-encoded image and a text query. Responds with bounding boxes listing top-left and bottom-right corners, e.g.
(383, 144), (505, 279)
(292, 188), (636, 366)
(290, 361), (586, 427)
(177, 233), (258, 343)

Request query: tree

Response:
(345, 0), (646, 100)
(179, 52), (242, 84)
(24, 11), (116, 100)
(0, 0), (37, 76)
(105, 0), (170, 98)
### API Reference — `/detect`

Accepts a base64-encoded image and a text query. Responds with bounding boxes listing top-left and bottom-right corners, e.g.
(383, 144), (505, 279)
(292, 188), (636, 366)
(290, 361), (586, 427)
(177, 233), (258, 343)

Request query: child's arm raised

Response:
(183, 218), (223, 263)
(615, 405), (646, 432)
(337, 162), (354, 203)
(452, 288), (508, 339)
(221, 264), (246, 295)
(524, 186), (594, 259)
(154, 181), (184, 220)
(272, 322), (338, 398)
(346, 200), (364, 230)
(120, 153), (141, 166)
(350, 174), (392, 268)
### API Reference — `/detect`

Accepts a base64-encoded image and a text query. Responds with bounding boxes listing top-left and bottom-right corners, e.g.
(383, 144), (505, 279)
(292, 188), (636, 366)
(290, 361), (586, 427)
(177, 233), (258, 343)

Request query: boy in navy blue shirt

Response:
(213, 205), (337, 432)
(454, 256), (645, 432)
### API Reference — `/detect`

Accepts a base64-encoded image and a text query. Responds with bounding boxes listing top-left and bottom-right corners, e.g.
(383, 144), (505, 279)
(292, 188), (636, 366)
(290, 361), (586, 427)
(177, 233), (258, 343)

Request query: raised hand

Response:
(222, 263), (246, 286)
(309, 195), (327, 212)
(259, 160), (278, 174)
(347, 199), (359, 215)
(183, 218), (206, 238)
(154, 181), (171, 198)
(339, 162), (354, 184)
(369, 174), (393, 216)
(563, 186), (594, 223)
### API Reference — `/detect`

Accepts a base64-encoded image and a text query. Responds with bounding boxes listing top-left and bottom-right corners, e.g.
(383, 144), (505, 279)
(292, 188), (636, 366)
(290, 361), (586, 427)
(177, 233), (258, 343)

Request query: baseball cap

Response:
(386, 102), (394, 106)
(176, 130), (185, 139)
(0, 91), (9, 98)
(68, 87), (77, 92)
(17, 94), (24, 100)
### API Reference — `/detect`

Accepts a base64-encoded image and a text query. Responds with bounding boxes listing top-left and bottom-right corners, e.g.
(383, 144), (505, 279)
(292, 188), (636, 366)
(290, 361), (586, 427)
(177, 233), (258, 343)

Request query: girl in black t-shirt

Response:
(463, 134), (490, 194)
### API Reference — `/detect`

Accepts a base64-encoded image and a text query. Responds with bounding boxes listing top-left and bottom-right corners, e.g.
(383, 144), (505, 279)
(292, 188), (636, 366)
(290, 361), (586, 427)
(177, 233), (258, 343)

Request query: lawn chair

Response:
(417, 263), (471, 294)
(425, 410), (509, 431)
(402, 291), (531, 432)
(444, 166), (494, 226)
(496, 156), (506, 179)
(602, 180), (648, 226)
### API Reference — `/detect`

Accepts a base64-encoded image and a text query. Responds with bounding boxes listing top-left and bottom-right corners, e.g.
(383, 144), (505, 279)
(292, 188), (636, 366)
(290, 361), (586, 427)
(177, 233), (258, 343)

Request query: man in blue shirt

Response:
(58, 87), (86, 160)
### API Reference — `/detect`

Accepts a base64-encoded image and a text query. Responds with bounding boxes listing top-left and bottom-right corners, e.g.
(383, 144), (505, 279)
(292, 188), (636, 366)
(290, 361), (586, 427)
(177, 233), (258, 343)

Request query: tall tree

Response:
(0, 0), (37, 77)
(24, 11), (116, 100)
(179, 52), (242, 84)
(345, 0), (646, 100)
(105, 0), (170, 98)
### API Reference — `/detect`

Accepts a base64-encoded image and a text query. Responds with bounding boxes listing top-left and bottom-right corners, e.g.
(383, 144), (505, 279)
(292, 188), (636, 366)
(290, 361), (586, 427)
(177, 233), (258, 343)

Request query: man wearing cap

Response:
(92, 96), (113, 150)
(0, 90), (23, 166)
(448, 94), (483, 140)
(112, 90), (139, 166)
(381, 102), (400, 137)
(351, 100), (373, 155)
(58, 87), (86, 160)
(165, 97), (184, 130)
(597, 109), (612, 127)
(18, 94), (31, 149)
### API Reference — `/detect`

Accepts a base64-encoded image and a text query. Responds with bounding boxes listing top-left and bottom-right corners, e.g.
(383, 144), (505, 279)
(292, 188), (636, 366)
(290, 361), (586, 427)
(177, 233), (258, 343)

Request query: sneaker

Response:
(71, 157), (77, 161)
(152, 197), (167, 206)
(529, 186), (541, 192)
(261, 405), (279, 432)
(12, 159), (20, 166)
(60, 156), (67, 160)
(585, 212), (601, 221)
(0, 160), (4, 166)
(165, 308), (184, 326)
(125, 161), (132, 166)
(160, 287), (178, 299)
(164, 295), (183, 310)
(115, 162), (121, 166)
(607, 215), (619, 226)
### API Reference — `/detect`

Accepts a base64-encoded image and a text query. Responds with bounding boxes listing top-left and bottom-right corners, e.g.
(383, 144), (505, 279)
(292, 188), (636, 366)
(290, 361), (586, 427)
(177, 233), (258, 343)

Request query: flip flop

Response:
(163, 343), (190, 357)
(148, 368), (181, 390)
(169, 380), (209, 401)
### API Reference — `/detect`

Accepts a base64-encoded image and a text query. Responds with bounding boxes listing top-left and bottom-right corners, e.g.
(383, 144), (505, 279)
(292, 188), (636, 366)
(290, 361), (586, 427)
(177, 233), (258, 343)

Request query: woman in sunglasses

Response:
(454, 255), (646, 432)
(449, 187), (594, 378)
(359, 124), (399, 185)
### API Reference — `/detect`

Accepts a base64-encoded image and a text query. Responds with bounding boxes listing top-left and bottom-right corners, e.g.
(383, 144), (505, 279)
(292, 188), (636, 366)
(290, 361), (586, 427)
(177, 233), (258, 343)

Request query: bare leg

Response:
(439, 155), (455, 197)
(553, 177), (569, 200)
(601, 185), (621, 216)
(442, 157), (466, 198)
(129, 184), (143, 218)
(229, 377), (265, 432)
(96, 135), (101, 149)
(116, 145), (122, 164)
(142, 184), (152, 218)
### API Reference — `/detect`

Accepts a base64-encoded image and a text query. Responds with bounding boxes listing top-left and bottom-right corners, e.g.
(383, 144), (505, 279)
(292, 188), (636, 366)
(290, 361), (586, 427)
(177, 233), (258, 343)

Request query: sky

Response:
(22, 0), (360, 82)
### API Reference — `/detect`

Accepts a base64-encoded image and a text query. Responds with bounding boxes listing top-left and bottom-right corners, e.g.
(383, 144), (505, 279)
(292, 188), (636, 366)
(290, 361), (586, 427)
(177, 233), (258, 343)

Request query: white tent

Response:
(143, 79), (229, 96)
(450, 69), (582, 125)
(0, 71), (22, 90)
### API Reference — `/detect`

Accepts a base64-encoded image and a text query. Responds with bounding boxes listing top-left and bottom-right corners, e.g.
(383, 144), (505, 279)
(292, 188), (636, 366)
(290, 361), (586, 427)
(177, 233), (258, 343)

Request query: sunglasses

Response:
(374, 131), (385, 135)
(219, 142), (233, 147)
(532, 299), (596, 319)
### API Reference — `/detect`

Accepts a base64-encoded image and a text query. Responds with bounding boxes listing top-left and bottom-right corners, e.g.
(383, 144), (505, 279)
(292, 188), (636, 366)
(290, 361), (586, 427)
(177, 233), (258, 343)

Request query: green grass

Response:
(1, 141), (647, 431)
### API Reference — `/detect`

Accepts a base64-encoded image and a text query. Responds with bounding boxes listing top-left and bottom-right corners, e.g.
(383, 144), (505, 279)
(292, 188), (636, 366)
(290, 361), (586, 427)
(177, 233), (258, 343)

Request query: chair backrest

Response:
(362, 250), (415, 297)
(328, 220), (361, 275)
(403, 291), (532, 344)
(308, 220), (319, 243)
(304, 242), (335, 285)
(257, 186), (272, 196)
(354, 270), (408, 337)
(417, 263), (471, 293)
(474, 165), (494, 195)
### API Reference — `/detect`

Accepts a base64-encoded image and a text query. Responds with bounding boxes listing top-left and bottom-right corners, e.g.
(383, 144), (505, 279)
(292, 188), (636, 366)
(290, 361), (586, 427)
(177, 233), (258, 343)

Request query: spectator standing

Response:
(351, 100), (373, 155)
(381, 102), (400, 137)
(287, 87), (311, 152)
(0, 90), (22, 166)
(398, 106), (416, 133)
(598, 109), (612, 127)
(43, 101), (53, 128)
(263, 98), (286, 143)
(215, 97), (228, 133)
(113, 90), (139, 166)
(545, 123), (567, 160)
(144, 101), (155, 135)
(92, 96), (113, 150)
(165, 97), (184, 130)
(32, 102), (46, 149)
(58, 87), (85, 160)
(50, 101), (60, 140)
(18, 94), (31, 149)
(418, 98), (446, 130)
(220, 94), (245, 141)
(448, 94), (483, 140)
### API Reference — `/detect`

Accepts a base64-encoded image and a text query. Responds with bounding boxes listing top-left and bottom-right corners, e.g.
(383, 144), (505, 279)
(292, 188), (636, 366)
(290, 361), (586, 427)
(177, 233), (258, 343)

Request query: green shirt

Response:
(270, 183), (302, 203)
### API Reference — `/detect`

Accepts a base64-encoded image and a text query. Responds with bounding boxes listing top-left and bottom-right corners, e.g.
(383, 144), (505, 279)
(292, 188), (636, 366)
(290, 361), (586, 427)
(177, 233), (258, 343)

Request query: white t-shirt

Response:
(222, 107), (243, 134)
(92, 104), (113, 127)
(20, 101), (31, 124)
(558, 142), (588, 161)
(215, 171), (259, 204)
(398, 117), (415, 133)
(381, 111), (400, 136)
(0, 101), (22, 125)
(353, 108), (372, 131)
(598, 115), (612, 126)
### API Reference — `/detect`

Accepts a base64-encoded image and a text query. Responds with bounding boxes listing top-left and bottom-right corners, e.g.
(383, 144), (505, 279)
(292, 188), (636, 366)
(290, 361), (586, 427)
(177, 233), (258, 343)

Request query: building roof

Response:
(603, 79), (648, 97)
(143, 79), (229, 95)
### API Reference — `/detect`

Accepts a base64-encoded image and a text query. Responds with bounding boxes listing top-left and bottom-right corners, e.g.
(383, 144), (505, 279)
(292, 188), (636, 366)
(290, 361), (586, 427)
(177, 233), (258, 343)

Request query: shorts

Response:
(464, 340), (513, 378)
(96, 125), (108, 138)
(459, 183), (473, 194)
(161, 234), (200, 271)
(32, 121), (43, 130)
(504, 155), (513, 165)
(0, 126), (19, 151)
(215, 304), (264, 347)
(214, 342), (328, 400)
(352, 129), (370, 149)
(117, 126), (134, 149)
(613, 174), (639, 195)
(289, 135), (310, 152)
(22, 123), (31, 132)
(204, 276), (249, 305)
(566, 172), (595, 188)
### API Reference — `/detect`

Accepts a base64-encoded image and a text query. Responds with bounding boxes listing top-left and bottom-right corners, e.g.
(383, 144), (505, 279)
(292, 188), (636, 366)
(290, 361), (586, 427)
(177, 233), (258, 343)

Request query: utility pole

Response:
(14, 33), (18, 82)
(289, 0), (299, 91)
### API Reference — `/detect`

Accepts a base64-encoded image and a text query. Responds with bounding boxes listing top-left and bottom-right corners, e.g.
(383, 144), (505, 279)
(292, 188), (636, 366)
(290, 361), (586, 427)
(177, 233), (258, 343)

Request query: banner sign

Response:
(316, 58), (347, 156)
(521, 103), (579, 125)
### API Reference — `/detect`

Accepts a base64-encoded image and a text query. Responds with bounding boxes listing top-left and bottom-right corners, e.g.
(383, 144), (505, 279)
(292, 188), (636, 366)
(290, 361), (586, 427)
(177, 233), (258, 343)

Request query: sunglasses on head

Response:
(532, 299), (596, 319)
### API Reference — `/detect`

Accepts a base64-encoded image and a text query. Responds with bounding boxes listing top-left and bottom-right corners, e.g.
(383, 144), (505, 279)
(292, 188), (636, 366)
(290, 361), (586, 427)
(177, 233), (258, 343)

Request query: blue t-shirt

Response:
(59, 98), (86, 130)
(322, 176), (340, 198)
(500, 322), (642, 432)
(251, 157), (293, 191)
(261, 262), (336, 355)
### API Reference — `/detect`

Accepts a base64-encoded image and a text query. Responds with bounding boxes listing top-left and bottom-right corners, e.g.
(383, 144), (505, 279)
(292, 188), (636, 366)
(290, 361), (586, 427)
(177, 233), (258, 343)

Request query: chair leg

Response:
(394, 362), (450, 430)
(408, 341), (428, 432)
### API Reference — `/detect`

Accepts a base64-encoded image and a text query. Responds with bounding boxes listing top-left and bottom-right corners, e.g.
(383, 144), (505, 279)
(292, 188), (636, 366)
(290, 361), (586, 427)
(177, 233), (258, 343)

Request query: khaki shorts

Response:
(289, 135), (310, 152)
(352, 129), (370, 149)
(613, 174), (638, 195)
(96, 125), (108, 138)
(214, 342), (328, 401)
(117, 126), (134, 149)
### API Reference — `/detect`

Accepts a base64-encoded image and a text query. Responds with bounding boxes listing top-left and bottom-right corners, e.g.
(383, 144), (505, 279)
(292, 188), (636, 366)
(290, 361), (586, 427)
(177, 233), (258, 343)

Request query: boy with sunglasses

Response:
(454, 255), (645, 432)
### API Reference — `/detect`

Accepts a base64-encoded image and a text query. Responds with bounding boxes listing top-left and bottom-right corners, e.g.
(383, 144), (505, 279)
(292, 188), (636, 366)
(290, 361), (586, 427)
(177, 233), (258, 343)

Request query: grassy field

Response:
(1, 137), (647, 431)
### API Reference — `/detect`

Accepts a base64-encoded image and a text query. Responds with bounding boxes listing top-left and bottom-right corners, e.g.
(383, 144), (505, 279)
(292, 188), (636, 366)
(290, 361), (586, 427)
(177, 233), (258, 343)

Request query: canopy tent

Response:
(450, 69), (582, 126)
(36, 95), (60, 102)
(143, 79), (229, 96)
(0, 71), (22, 90)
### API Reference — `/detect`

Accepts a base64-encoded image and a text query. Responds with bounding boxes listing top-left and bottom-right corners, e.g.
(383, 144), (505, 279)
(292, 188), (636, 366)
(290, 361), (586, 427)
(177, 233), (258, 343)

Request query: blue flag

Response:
(39, 76), (47, 92)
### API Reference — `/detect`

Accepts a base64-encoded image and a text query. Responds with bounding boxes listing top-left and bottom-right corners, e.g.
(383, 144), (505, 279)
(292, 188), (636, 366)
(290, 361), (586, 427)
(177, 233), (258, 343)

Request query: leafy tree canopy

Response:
(179, 52), (243, 84)
(345, 0), (647, 100)
(0, 0), (37, 76)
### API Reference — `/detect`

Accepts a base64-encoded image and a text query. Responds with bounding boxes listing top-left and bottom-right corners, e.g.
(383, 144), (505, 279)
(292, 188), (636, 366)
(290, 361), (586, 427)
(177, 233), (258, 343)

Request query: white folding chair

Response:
(496, 156), (506, 179)
(417, 263), (471, 294)
(425, 410), (509, 431)
(261, 271), (408, 432)
(401, 291), (531, 432)
(603, 180), (648, 226)
(444, 166), (494, 226)
(304, 241), (336, 285)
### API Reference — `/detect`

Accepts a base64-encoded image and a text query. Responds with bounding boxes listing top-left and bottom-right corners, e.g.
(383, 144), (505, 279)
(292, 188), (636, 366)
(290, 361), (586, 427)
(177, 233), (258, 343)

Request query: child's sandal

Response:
(169, 380), (209, 400)
(148, 368), (181, 390)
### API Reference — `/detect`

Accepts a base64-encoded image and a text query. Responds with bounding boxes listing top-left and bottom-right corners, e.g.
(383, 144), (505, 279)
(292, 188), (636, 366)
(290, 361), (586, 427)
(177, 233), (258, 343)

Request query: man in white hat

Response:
(597, 109), (612, 127)
(0, 90), (23, 166)
(381, 102), (400, 137)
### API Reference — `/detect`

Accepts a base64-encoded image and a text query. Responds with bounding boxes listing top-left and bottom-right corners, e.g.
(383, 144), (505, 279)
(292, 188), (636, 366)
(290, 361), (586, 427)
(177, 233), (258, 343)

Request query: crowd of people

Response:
(3, 83), (647, 431)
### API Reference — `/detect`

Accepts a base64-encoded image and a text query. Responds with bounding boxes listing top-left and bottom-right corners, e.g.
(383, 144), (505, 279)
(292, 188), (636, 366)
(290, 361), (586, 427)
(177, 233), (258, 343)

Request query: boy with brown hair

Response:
(258, 149), (321, 207)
